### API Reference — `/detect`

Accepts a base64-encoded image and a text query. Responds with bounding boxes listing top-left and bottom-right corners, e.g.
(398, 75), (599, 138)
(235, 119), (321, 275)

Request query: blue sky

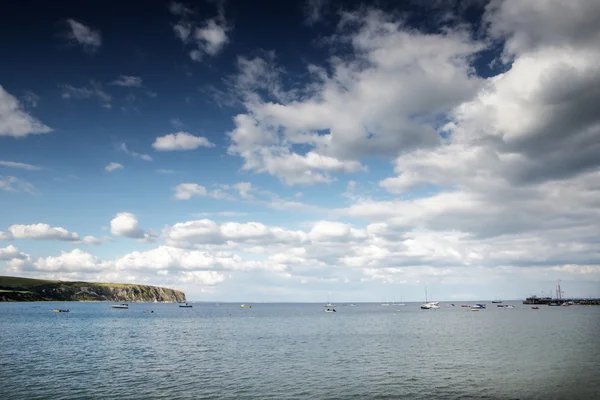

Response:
(1, 0), (600, 301)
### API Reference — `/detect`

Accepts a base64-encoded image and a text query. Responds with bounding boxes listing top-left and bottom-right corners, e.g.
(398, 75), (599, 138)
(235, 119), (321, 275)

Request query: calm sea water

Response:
(1, 301), (599, 400)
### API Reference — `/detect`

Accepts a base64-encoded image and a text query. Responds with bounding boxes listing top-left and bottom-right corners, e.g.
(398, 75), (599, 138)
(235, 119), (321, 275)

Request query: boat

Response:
(240, 304), (251, 309)
(324, 308), (336, 313)
(548, 280), (565, 306)
(349, 304), (356, 307)
(505, 305), (515, 308)
(532, 306), (539, 310)
(111, 304), (129, 309)
(421, 302), (440, 309)
(179, 303), (193, 308)
(492, 300), (502, 304)
(52, 309), (70, 313)
(143, 310), (154, 313)
(471, 303), (486, 309)
(470, 308), (480, 312)
(420, 284), (439, 309)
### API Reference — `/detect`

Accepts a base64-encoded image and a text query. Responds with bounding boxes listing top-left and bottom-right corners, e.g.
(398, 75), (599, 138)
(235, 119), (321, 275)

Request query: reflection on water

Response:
(1, 302), (599, 399)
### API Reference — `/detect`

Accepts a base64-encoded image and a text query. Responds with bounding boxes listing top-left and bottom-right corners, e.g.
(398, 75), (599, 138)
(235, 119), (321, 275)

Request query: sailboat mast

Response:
(425, 284), (428, 303)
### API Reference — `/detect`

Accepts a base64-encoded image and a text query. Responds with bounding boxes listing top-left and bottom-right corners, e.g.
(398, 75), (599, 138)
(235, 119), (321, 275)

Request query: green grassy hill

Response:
(0, 276), (186, 302)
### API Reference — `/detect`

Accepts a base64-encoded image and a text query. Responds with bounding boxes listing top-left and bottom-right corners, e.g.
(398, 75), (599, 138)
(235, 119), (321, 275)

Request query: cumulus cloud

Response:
(110, 212), (154, 242)
(2, 212), (599, 299)
(105, 162), (123, 172)
(65, 19), (102, 53)
(152, 132), (214, 151)
(173, 183), (234, 201)
(226, 10), (482, 185)
(0, 86), (52, 138)
(170, 1), (231, 62)
(9, 223), (79, 241)
(0, 231), (13, 240)
(173, 183), (207, 200)
(80, 236), (114, 245)
(0, 245), (27, 261)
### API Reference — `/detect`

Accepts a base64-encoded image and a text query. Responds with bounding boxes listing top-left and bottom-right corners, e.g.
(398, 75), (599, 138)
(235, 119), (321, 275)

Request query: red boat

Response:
(531, 306), (539, 310)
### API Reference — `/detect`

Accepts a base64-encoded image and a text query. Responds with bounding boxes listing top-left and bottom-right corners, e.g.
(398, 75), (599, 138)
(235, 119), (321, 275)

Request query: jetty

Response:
(523, 296), (600, 305)
(524, 280), (599, 305)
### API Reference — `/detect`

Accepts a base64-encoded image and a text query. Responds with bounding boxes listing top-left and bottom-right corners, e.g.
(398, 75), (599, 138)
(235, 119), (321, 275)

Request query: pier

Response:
(523, 296), (600, 305)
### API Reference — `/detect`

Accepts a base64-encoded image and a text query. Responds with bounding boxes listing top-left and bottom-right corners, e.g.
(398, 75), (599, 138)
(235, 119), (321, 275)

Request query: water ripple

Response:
(1, 302), (599, 399)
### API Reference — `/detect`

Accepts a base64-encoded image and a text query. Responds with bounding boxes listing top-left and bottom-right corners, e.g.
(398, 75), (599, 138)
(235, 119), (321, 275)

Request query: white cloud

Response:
(0, 231), (13, 240)
(152, 132), (214, 151)
(157, 169), (176, 174)
(0, 245), (26, 261)
(170, 2), (230, 62)
(110, 212), (154, 242)
(120, 143), (152, 161)
(193, 211), (249, 217)
(308, 221), (365, 242)
(226, 10), (482, 185)
(110, 75), (143, 87)
(0, 161), (42, 171)
(191, 19), (228, 58)
(0, 86), (52, 138)
(105, 162), (123, 172)
(173, 183), (234, 201)
(65, 19), (102, 53)
(9, 223), (79, 241)
(60, 81), (111, 108)
(173, 183), (207, 200)
(0, 176), (38, 194)
(80, 236), (114, 245)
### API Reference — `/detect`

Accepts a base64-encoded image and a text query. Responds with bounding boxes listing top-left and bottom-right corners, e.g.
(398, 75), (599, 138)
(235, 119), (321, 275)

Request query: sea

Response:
(1, 301), (599, 400)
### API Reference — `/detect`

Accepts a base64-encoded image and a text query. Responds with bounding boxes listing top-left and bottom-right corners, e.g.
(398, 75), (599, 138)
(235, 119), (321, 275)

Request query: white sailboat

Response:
(420, 284), (439, 309)
(323, 292), (336, 307)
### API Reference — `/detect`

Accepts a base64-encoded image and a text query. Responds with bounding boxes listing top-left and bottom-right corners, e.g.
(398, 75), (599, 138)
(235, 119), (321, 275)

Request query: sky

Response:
(1, 0), (599, 302)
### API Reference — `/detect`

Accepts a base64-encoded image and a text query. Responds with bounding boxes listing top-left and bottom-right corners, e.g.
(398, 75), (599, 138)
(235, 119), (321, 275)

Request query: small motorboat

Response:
(179, 303), (193, 308)
(532, 306), (539, 310)
(471, 303), (486, 309)
(324, 308), (336, 313)
(240, 304), (251, 309)
(492, 300), (502, 304)
(143, 310), (154, 313)
(111, 304), (129, 309)
(52, 309), (70, 313)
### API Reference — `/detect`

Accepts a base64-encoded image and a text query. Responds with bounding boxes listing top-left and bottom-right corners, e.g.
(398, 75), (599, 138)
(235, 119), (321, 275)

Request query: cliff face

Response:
(0, 276), (186, 302)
